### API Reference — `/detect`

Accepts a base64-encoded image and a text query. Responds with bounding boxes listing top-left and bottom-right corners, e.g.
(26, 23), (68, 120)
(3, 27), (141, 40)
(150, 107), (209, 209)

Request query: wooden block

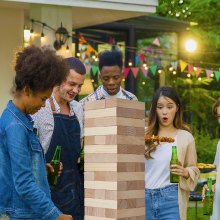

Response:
(118, 198), (145, 209)
(117, 163), (144, 172)
(118, 190), (145, 199)
(85, 181), (117, 190)
(118, 216), (145, 220)
(85, 216), (114, 220)
(94, 171), (117, 181)
(84, 117), (145, 128)
(117, 154), (145, 163)
(85, 107), (116, 119)
(117, 207), (145, 218)
(85, 126), (117, 136)
(85, 189), (117, 200)
(117, 181), (145, 191)
(85, 198), (117, 209)
(84, 172), (95, 181)
(117, 145), (145, 155)
(85, 206), (106, 217)
(117, 126), (144, 137)
(117, 181), (144, 191)
(85, 145), (117, 154)
(105, 99), (145, 110)
(117, 135), (144, 145)
(117, 107), (145, 119)
(85, 163), (117, 171)
(117, 172), (144, 181)
(84, 99), (106, 111)
(85, 153), (117, 163)
(105, 208), (117, 218)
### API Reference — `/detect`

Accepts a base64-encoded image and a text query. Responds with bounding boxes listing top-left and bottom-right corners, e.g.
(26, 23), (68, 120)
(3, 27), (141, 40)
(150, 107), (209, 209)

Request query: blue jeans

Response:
(146, 184), (180, 220)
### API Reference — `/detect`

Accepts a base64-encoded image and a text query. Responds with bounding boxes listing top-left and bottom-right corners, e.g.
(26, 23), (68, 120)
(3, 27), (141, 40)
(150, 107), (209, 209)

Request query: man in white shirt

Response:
(32, 57), (86, 220)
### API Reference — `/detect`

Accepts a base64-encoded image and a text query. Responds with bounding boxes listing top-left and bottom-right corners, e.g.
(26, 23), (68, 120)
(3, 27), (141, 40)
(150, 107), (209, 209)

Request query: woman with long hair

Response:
(145, 86), (199, 220)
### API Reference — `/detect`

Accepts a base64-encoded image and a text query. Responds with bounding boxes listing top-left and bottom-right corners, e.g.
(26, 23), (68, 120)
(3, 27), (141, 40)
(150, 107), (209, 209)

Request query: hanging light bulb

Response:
(66, 45), (69, 53)
(23, 25), (30, 44)
(128, 61), (132, 67)
(76, 52), (81, 57)
(187, 73), (191, 78)
(198, 77), (202, 81)
(173, 70), (177, 75)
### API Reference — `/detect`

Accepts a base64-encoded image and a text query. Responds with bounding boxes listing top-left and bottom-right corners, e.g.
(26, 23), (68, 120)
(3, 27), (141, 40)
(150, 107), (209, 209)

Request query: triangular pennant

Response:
(131, 67), (139, 78)
(135, 55), (139, 65)
(171, 61), (178, 70)
(152, 37), (161, 47)
(139, 53), (145, 61)
(91, 65), (99, 76)
(146, 46), (153, 54)
(85, 64), (91, 73)
(79, 33), (87, 44)
(206, 69), (213, 78)
(141, 67), (148, 77)
(123, 68), (130, 79)
(179, 60), (188, 72)
(214, 71), (220, 81)
(195, 67), (202, 78)
(149, 65), (157, 75)
(188, 64), (194, 74)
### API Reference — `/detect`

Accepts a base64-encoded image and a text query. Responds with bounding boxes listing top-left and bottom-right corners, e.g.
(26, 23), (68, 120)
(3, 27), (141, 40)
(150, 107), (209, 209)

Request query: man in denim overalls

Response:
(32, 57), (86, 220)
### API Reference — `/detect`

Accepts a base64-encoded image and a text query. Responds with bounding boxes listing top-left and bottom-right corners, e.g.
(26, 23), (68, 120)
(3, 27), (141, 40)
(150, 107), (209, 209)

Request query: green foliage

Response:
(193, 128), (218, 163)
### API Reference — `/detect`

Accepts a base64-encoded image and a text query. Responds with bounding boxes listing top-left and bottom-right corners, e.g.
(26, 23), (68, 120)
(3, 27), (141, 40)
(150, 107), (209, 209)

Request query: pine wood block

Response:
(85, 198), (117, 209)
(85, 189), (117, 200)
(84, 99), (106, 111)
(84, 181), (117, 190)
(117, 181), (145, 191)
(84, 215), (113, 220)
(117, 172), (144, 181)
(85, 163), (117, 171)
(118, 198), (145, 209)
(85, 153), (117, 163)
(85, 145), (118, 154)
(118, 216), (145, 220)
(117, 190), (145, 199)
(85, 107), (144, 120)
(85, 126), (144, 137)
(117, 207), (145, 218)
(84, 171), (95, 181)
(117, 162), (144, 172)
(117, 145), (144, 155)
(85, 171), (117, 182)
(84, 117), (145, 128)
(117, 154), (144, 162)
(84, 98), (145, 111)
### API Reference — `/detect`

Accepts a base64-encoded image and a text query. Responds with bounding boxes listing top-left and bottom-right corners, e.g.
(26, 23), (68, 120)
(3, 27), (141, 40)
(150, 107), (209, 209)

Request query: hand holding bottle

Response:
(170, 163), (190, 179)
(202, 182), (216, 200)
(57, 214), (73, 220)
(46, 162), (63, 176)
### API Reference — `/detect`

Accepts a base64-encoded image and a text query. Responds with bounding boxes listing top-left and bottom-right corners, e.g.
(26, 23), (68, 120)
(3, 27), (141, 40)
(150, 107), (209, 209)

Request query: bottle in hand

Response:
(170, 145), (179, 183)
(203, 177), (214, 216)
(48, 145), (61, 186)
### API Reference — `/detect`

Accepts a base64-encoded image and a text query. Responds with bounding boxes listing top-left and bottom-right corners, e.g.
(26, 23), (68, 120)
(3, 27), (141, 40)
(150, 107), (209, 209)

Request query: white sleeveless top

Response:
(145, 138), (177, 189)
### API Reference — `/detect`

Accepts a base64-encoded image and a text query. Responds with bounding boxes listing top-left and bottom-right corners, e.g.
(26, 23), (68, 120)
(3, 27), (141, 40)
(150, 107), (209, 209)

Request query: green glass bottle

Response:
(170, 146), (179, 183)
(78, 147), (84, 174)
(203, 177), (214, 216)
(48, 145), (61, 186)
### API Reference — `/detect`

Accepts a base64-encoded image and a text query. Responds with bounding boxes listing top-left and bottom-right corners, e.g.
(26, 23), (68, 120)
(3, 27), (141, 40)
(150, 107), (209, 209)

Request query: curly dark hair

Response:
(98, 49), (123, 71)
(14, 45), (68, 93)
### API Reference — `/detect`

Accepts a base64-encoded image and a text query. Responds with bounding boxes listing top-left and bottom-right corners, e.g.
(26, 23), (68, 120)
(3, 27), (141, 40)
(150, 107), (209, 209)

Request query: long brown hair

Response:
(145, 86), (191, 159)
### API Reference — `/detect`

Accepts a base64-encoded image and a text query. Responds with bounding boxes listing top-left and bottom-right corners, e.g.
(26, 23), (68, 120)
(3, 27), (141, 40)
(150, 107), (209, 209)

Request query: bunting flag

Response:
(123, 68), (130, 79)
(85, 64), (91, 73)
(171, 61), (178, 70)
(139, 53), (145, 61)
(179, 60), (188, 72)
(206, 69), (213, 78)
(196, 67), (202, 78)
(131, 67), (139, 78)
(214, 71), (220, 81)
(188, 64), (194, 74)
(79, 33), (87, 44)
(152, 37), (161, 47)
(91, 65), (99, 76)
(141, 67), (148, 77)
(149, 65), (157, 75)
(146, 46), (153, 54)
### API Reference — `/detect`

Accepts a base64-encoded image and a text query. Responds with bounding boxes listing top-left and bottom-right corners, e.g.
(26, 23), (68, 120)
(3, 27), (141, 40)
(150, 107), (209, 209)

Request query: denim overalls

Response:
(45, 100), (84, 219)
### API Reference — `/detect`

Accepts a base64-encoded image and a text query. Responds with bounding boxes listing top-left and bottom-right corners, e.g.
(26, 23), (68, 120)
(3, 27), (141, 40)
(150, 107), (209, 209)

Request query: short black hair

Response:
(65, 57), (86, 75)
(14, 45), (68, 93)
(98, 49), (123, 71)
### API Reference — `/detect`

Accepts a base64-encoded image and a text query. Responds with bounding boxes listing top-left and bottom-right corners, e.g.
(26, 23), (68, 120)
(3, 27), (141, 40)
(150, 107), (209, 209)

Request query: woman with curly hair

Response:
(0, 46), (72, 220)
(145, 86), (199, 220)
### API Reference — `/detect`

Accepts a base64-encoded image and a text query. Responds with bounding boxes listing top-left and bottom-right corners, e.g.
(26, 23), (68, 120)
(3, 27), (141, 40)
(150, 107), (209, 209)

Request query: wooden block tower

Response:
(84, 99), (146, 220)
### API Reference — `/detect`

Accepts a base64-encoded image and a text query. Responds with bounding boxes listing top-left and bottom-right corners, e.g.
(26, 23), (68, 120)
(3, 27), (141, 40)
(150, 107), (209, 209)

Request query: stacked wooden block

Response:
(84, 99), (146, 220)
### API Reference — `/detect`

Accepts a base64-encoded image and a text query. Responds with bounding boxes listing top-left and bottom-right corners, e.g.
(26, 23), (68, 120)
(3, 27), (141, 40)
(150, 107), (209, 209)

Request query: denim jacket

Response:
(0, 101), (61, 220)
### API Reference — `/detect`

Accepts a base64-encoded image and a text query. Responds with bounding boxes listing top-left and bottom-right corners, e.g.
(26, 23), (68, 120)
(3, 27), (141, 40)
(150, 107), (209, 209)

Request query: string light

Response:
(187, 73), (191, 78)
(198, 77), (202, 81)
(173, 70), (177, 75)
(76, 52), (81, 57)
(128, 61), (133, 67)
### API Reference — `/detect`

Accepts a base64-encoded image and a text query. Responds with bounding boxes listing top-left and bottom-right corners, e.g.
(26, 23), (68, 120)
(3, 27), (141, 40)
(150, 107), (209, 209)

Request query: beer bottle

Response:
(48, 145), (61, 186)
(170, 145), (179, 183)
(203, 177), (214, 216)
(78, 147), (84, 174)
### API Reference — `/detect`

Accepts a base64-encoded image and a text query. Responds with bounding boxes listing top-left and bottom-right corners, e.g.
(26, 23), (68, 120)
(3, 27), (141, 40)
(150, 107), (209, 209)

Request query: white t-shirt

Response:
(145, 138), (177, 189)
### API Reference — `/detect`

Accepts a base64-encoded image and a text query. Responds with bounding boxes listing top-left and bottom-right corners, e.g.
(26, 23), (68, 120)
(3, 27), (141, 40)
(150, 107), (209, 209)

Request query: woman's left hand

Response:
(170, 164), (189, 179)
